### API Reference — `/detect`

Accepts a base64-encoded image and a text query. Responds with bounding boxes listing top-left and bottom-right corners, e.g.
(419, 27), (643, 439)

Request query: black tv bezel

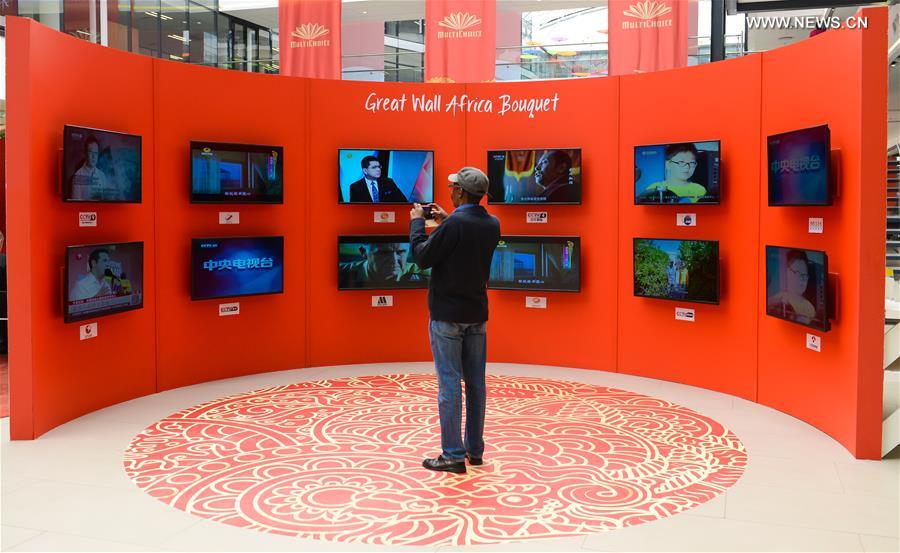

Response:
(632, 237), (721, 305)
(189, 141), (285, 205)
(487, 235), (582, 293)
(485, 148), (583, 206)
(64, 240), (145, 323)
(633, 139), (722, 206)
(190, 235), (286, 301)
(337, 235), (430, 290)
(337, 148), (436, 205)
(62, 124), (143, 204)
(764, 245), (831, 332)
(766, 124), (832, 207)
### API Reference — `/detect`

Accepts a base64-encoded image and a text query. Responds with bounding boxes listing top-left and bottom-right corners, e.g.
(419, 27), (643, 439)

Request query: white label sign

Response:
(525, 296), (547, 309)
(675, 307), (696, 322)
(374, 211), (396, 223)
(677, 213), (697, 227)
(219, 212), (240, 225)
(372, 295), (394, 307)
(79, 322), (98, 340)
(806, 333), (822, 352)
(219, 302), (240, 316)
(78, 212), (98, 227)
(526, 212), (548, 224)
(808, 217), (824, 234)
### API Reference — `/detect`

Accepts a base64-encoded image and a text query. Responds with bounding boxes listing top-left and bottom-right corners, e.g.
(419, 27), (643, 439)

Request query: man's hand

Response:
(429, 203), (449, 223)
(410, 203), (425, 220)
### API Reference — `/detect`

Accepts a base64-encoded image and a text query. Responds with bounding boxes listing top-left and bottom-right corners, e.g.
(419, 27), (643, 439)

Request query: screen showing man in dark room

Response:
(487, 148), (582, 204)
(338, 238), (430, 289)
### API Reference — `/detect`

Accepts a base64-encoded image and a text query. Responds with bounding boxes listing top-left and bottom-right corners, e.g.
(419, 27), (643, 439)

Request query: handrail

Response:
(200, 35), (749, 78)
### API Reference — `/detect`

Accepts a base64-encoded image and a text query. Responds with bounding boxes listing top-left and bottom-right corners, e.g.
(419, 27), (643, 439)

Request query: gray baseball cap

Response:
(448, 167), (491, 197)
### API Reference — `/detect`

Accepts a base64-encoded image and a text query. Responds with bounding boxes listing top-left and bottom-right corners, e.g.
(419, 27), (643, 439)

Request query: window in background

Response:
(189, 1), (216, 65)
(217, 12), (229, 68)
(232, 20), (245, 69)
(258, 29), (272, 72)
(63, 0), (94, 42)
(160, 0), (188, 61)
(246, 24), (255, 72)
(17, 0), (63, 32)
(135, 5), (160, 57)
(108, 0), (132, 51)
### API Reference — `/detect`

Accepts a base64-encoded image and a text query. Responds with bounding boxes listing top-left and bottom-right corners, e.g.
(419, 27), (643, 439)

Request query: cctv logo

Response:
(219, 302), (240, 316)
(78, 212), (98, 227)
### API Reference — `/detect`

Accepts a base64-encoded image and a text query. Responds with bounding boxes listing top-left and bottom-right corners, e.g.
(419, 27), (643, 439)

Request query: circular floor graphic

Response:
(124, 374), (747, 546)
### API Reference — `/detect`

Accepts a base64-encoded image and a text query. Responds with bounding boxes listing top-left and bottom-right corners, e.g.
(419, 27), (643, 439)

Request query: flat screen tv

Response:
(633, 238), (720, 304)
(487, 148), (582, 204)
(488, 236), (581, 292)
(338, 236), (430, 290)
(191, 141), (284, 203)
(64, 241), (144, 322)
(767, 124), (831, 206)
(338, 149), (434, 204)
(634, 141), (720, 205)
(63, 125), (142, 202)
(191, 236), (284, 300)
(765, 245), (830, 331)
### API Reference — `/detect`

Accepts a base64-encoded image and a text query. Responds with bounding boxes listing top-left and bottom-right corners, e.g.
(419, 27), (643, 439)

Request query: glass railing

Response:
(496, 41), (608, 80)
(189, 35), (746, 81)
(338, 34), (746, 83)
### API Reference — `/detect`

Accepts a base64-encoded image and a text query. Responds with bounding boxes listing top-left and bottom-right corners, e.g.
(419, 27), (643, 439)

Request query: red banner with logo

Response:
(608, 0), (689, 76)
(279, 0), (342, 79)
(425, 0), (496, 83)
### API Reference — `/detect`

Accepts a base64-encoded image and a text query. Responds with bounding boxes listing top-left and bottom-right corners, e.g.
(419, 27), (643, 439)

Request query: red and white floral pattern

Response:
(124, 374), (747, 546)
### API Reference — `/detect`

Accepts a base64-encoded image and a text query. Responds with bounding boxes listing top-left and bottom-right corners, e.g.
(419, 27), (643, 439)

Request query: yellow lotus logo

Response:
(624, 0), (672, 20)
(438, 12), (481, 31)
(292, 23), (329, 40)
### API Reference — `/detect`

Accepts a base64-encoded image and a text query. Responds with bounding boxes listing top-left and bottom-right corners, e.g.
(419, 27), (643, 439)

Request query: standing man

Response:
(409, 167), (501, 474)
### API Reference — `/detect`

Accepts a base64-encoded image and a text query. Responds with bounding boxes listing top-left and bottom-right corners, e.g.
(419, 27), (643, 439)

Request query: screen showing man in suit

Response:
(338, 149), (434, 204)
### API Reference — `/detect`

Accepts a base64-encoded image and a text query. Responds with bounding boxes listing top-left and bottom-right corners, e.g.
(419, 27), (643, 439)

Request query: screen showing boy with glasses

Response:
(634, 141), (720, 205)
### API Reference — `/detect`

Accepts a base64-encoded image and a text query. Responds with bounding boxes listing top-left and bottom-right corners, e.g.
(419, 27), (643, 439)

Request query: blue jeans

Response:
(428, 319), (487, 461)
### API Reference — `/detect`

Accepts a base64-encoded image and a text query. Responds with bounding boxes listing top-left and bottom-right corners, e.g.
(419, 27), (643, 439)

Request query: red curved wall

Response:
(5, 10), (886, 459)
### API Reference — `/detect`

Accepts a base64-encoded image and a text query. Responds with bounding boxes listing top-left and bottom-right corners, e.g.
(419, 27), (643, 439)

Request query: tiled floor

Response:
(2, 362), (898, 552)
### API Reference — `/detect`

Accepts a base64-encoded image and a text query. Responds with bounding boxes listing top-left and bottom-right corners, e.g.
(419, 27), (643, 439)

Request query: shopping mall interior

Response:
(0, 0), (898, 551)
